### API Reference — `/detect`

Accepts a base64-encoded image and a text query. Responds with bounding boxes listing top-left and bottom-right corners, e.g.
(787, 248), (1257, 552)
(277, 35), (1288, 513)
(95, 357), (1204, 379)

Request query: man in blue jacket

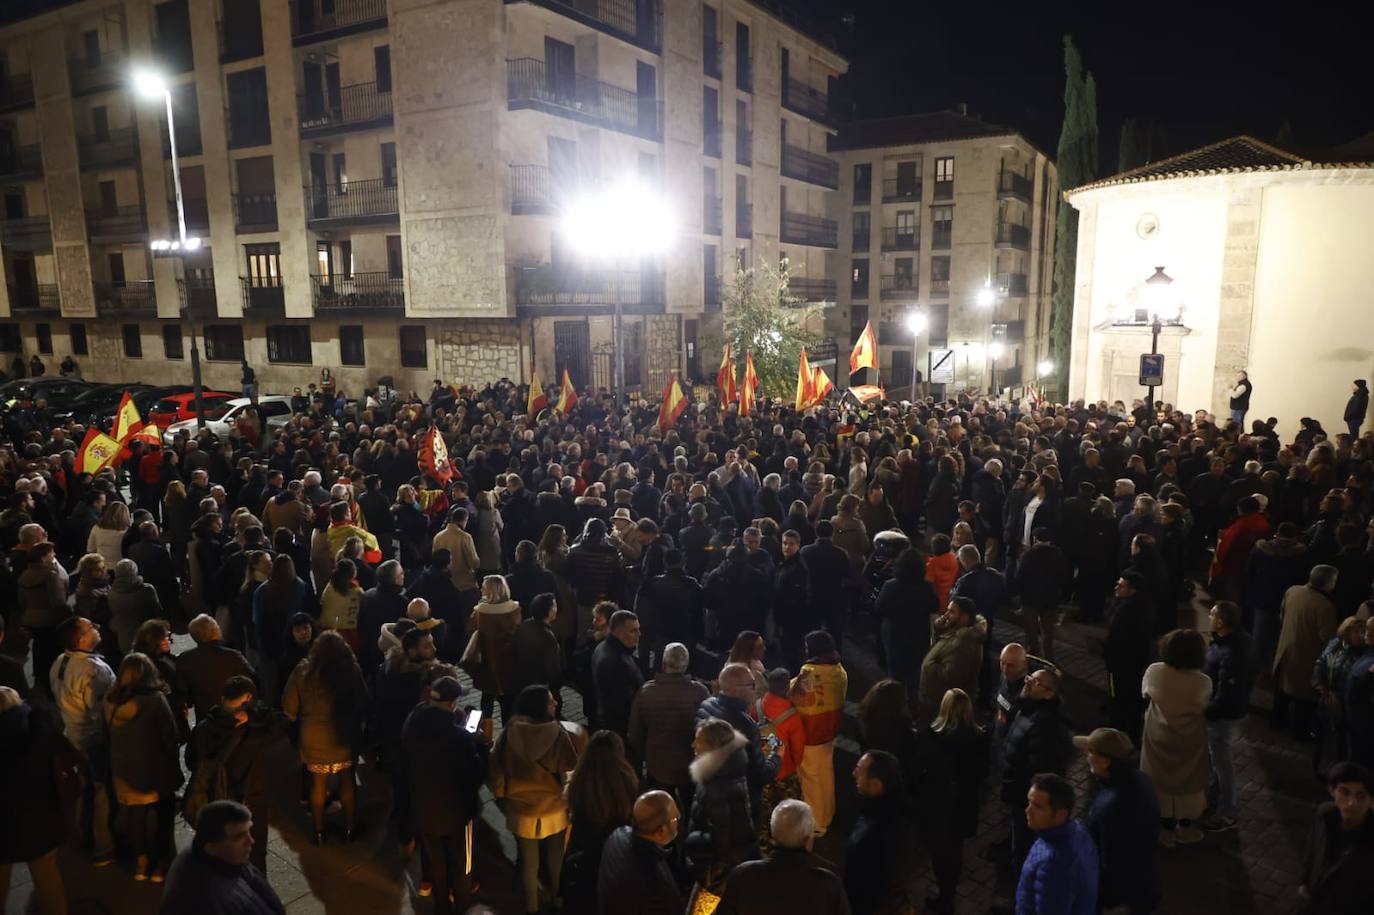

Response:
(1076, 728), (1161, 914)
(1016, 773), (1098, 915)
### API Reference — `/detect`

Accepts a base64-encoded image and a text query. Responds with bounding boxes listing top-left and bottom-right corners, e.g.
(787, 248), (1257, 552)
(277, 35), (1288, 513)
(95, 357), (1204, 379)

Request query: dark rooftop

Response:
(829, 109), (1022, 152)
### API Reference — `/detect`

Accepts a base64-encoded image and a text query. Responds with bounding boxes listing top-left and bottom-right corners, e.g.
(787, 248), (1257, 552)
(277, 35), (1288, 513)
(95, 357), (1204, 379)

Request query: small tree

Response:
(711, 260), (822, 399)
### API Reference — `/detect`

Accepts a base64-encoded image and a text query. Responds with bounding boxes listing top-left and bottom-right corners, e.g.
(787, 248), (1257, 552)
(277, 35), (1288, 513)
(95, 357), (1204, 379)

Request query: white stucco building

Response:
(1064, 135), (1374, 435)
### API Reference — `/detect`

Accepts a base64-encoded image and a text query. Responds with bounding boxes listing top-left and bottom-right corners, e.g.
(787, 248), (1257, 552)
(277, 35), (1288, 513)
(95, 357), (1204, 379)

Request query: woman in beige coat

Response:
(465, 574), (522, 723)
(1273, 565), (1339, 738)
(489, 684), (586, 915)
(1140, 628), (1212, 846)
(830, 493), (870, 573)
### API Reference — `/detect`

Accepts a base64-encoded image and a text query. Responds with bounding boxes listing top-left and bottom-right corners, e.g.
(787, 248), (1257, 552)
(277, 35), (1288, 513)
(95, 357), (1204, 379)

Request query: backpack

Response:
(182, 726), (248, 827)
(754, 697), (798, 757)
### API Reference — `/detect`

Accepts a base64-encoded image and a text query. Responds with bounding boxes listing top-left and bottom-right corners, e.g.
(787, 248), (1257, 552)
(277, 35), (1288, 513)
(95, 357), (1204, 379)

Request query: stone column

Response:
(1066, 201), (1097, 401)
(1211, 187), (1262, 415)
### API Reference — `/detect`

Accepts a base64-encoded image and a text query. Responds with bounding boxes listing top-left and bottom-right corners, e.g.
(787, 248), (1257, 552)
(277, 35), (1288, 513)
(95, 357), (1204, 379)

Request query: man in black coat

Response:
(1299, 761), (1374, 915)
(592, 610), (645, 738)
(800, 520), (852, 647)
(677, 503), (714, 579)
(507, 540), (560, 615)
(358, 560), (408, 678)
(401, 677), (489, 915)
(160, 800), (285, 915)
(845, 751), (911, 915)
(510, 592), (563, 699)
(128, 521), (180, 616)
(597, 790), (684, 915)
(774, 531), (812, 671)
(702, 543), (772, 651)
(357, 475), (396, 561)
(1345, 379), (1370, 439)
(499, 476), (539, 565)
(636, 549), (704, 664)
(718, 799), (849, 915)
(1000, 666), (1074, 875)
(1201, 600), (1252, 831)
(1013, 528), (1069, 661)
(1103, 572), (1155, 744)
(175, 614), (256, 722)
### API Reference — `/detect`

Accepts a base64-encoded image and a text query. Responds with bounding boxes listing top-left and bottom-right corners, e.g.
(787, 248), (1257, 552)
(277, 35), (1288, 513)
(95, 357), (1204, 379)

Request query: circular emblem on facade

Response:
(1136, 213), (1161, 239)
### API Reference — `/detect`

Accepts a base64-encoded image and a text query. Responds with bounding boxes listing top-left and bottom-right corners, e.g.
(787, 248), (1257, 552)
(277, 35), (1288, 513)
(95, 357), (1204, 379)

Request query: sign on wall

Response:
(1139, 353), (1165, 386)
(928, 348), (955, 384)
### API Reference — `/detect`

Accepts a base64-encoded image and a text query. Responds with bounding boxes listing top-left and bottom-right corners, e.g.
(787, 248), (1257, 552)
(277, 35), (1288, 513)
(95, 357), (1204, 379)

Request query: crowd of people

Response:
(1, 372), (1373, 915)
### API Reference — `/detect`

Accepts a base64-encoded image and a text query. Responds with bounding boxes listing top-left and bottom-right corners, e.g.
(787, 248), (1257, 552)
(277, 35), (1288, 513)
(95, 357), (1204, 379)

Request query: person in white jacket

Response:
(50, 615), (117, 864)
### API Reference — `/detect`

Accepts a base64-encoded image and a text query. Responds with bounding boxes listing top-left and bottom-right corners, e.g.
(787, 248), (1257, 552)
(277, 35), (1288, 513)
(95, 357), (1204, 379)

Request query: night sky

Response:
(800, 0), (1373, 173)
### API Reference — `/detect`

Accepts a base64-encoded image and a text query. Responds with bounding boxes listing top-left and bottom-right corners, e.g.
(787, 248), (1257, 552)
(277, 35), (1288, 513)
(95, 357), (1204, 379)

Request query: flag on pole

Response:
(417, 424), (455, 484)
(849, 320), (878, 375)
(739, 351), (758, 417)
(847, 384), (885, 403)
(112, 390), (144, 443)
(75, 427), (123, 475)
(810, 365), (834, 405)
(716, 342), (737, 405)
(527, 368), (548, 417)
(795, 349), (815, 411)
(554, 368), (579, 413)
(128, 425), (162, 447)
(658, 373), (689, 430)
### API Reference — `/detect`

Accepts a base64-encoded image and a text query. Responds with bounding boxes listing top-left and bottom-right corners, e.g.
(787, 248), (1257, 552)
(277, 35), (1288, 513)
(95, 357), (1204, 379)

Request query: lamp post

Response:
(904, 310), (927, 399)
(563, 179), (674, 409)
(988, 341), (1005, 395)
(134, 69), (207, 428)
(1141, 266), (1179, 416)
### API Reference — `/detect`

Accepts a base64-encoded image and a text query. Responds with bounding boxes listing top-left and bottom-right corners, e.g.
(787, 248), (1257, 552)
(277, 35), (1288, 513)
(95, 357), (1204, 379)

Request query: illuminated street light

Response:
(1037, 359), (1055, 378)
(976, 284), (995, 308)
(905, 311), (927, 396)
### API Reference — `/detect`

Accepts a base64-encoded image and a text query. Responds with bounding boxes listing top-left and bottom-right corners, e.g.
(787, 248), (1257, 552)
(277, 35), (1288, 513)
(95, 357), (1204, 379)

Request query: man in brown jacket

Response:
(1274, 564), (1338, 739)
(628, 642), (709, 805)
(432, 507), (481, 598)
(262, 482), (312, 538)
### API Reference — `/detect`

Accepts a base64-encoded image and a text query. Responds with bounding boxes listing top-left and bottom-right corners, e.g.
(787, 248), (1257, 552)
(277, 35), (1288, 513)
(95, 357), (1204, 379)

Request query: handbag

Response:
(459, 629), (484, 674)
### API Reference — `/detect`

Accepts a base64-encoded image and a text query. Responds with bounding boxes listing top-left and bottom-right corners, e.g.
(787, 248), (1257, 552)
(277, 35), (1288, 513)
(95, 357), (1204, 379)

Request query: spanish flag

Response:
(75, 427), (123, 475)
(850, 320), (878, 375)
(716, 342), (736, 405)
(112, 390), (144, 443)
(811, 365), (834, 405)
(795, 348), (815, 411)
(739, 351), (758, 417)
(847, 384), (885, 403)
(658, 373), (688, 430)
(527, 368), (548, 417)
(417, 424), (455, 484)
(128, 424), (162, 447)
(555, 367), (579, 413)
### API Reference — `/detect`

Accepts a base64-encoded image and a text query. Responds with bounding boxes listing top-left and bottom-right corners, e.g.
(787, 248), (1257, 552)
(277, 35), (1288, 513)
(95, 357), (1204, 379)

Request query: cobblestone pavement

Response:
(6, 604), (1318, 914)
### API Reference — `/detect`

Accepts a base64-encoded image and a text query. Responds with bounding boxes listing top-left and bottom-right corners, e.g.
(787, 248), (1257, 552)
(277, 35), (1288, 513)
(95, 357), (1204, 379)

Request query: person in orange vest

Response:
(753, 667), (807, 852)
(925, 533), (961, 610)
(790, 630), (848, 835)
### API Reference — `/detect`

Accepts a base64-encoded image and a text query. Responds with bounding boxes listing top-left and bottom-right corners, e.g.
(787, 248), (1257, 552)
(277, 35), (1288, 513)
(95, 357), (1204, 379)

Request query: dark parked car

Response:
(55, 383), (154, 424)
(0, 377), (95, 412)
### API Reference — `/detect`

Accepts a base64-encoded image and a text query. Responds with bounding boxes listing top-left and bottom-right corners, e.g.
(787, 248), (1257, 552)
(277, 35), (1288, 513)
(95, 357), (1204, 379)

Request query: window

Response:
(935, 157), (954, 181)
(896, 210), (916, 234)
(0, 324), (18, 352)
(851, 211), (869, 250)
(35, 323), (52, 354)
(850, 259), (869, 297)
(894, 257), (914, 283)
(122, 324), (143, 358)
(70, 323), (88, 356)
(932, 205), (953, 248)
(245, 243), (282, 287)
(853, 164), (871, 205)
(83, 30), (101, 66)
(162, 324), (184, 359)
(226, 68), (271, 148)
(386, 235), (403, 279)
(895, 159), (919, 197)
(315, 241), (333, 281)
(849, 305), (868, 345)
(221, 0), (264, 61)
(340, 325), (365, 366)
(203, 324), (245, 362)
(92, 106), (109, 141)
(267, 325), (312, 364)
(381, 142), (397, 188)
(108, 252), (126, 286)
(399, 326), (427, 368)
(339, 240), (353, 280)
(374, 45), (391, 92)
(931, 256), (951, 281)
(332, 153), (346, 192)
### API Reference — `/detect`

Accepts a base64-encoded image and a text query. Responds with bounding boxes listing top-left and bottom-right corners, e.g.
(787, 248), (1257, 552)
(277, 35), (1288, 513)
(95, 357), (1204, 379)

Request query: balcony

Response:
(930, 277), (950, 297)
(68, 48), (128, 96)
(736, 204), (752, 239)
(305, 178), (399, 226)
(881, 227), (918, 252)
(510, 165), (555, 215)
(78, 128), (139, 169)
(882, 178), (922, 202)
(0, 145), (43, 180)
(299, 81), (394, 138)
(703, 194), (722, 235)
(880, 274), (916, 300)
(782, 77), (835, 125)
(178, 275), (216, 313)
(998, 170), (1033, 202)
(931, 226), (952, 250)
(233, 193), (278, 233)
(95, 280), (156, 314)
(933, 179), (954, 201)
(514, 265), (665, 311)
(313, 272), (404, 310)
(704, 40), (722, 79)
(736, 129), (752, 166)
(779, 211), (837, 248)
(241, 277), (285, 312)
(789, 277), (837, 303)
(292, 0), (388, 45)
(0, 74), (35, 111)
(0, 215), (52, 251)
(506, 0), (663, 53)
(996, 271), (1029, 296)
(737, 56), (753, 93)
(7, 283), (58, 312)
(86, 206), (147, 242)
(996, 222), (1031, 250)
(705, 272), (721, 308)
(781, 144), (839, 189)
(507, 59), (661, 140)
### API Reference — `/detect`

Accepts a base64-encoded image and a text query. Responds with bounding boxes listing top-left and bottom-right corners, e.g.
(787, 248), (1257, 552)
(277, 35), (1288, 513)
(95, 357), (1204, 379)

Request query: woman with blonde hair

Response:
(87, 501), (131, 566)
(465, 574), (522, 723)
(914, 688), (988, 914)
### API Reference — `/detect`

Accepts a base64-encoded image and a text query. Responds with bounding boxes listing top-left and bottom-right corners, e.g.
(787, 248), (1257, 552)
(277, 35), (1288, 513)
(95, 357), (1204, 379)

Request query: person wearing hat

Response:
(401, 675), (489, 913)
(1104, 571), (1156, 744)
(1076, 727), (1162, 915)
(1345, 379), (1369, 439)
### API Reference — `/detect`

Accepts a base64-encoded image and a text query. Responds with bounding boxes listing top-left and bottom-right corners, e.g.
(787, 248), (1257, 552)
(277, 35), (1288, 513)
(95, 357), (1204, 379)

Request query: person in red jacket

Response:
(753, 668), (806, 851)
(925, 533), (960, 611)
(1210, 495), (1271, 603)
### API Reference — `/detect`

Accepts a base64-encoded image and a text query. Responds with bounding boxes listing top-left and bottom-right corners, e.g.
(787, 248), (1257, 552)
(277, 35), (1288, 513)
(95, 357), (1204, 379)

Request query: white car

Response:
(162, 396), (295, 443)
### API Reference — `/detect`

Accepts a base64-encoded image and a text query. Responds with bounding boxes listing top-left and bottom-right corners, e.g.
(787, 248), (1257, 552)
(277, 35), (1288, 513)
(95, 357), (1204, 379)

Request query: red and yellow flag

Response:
(417, 424), (455, 485)
(810, 366), (834, 406)
(716, 342), (737, 405)
(555, 367), (579, 414)
(658, 373), (689, 430)
(527, 368), (548, 417)
(112, 390), (144, 443)
(795, 348), (815, 411)
(848, 384), (885, 403)
(850, 320), (878, 375)
(128, 424), (162, 447)
(739, 351), (758, 417)
(75, 427), (123, 475)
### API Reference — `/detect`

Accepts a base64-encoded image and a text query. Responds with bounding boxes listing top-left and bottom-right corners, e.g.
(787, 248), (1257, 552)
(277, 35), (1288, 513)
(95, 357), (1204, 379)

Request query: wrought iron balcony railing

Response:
(313, 272), (404, 309)
(788, 277), (837, 303)
(880, 273), (917, 299)
(299, 81), (394, 137)
(507, 58), (661, 140)
(781, 144), (839, 189)
(178, 275), (217, 312)
(510, 164), (555, 214)
(0, 144), (42, 179)
(995, 271), (1029, 296)
(292, 0), (388, 44)
(881, 227), (919, 251)
(782, 77), (834, 124)
(507, 0), (662, 53)
(0, 215), (52, 250)
(779, 210), (837, 248)
(996, 222), (1031, 250)
(514, 264), (665, 308)
(86, 206), (147, 240)
(78, 128), (139, 169)
(304, 178), (399, 224)
(7, 283), (59, 311)
(69, 48), (128, 96)
(882, 178), (921, 202)
(95, 280), (156, 313)
(241, 276), (285, 311)
(233, 193), (278, 232)
(998, 170), (1033, 201)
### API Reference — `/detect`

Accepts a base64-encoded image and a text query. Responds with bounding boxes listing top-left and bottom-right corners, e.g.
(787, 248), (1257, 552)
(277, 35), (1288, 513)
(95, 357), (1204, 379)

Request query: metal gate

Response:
(553, 320), (590, 390)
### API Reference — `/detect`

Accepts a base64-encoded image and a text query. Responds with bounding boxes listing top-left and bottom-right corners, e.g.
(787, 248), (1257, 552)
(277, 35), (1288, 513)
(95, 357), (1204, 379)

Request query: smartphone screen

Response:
(464, 709), (481, 733)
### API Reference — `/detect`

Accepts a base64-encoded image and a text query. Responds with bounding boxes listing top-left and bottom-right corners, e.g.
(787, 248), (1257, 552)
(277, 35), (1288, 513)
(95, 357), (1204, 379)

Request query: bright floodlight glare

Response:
(1037, 359), (1055, 377)
(976, 286), (995, 308)
(562, 179), (674, 259)
(184, 237), (202, 250)
(132, 69), (168, 99)
(1143, 265), (1180, 322)
(989, 342), (1006, 360)
(905, 312), (928, 336)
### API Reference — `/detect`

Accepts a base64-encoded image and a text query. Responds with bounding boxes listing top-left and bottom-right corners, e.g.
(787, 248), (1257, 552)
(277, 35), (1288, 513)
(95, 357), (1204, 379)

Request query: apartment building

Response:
(829, 110), (1058, 392)
(0, 0), (846, 395)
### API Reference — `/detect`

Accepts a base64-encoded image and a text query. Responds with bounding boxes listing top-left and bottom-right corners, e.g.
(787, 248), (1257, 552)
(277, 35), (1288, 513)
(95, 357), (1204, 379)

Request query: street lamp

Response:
(1037, 359), (1054, 378)
(975, 284), (995, 309)
(1141, 266), (1181, 415)
(134, 68), (207, 427)
(562, 178), (674, 408)
(988, 340), (1005, 394)
(904, 310), (927, 398)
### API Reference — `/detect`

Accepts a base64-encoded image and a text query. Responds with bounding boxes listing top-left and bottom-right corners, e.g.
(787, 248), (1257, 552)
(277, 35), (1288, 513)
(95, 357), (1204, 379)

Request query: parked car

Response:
(148, 390), (238, 426)
(0, 377), (95, 412)
(55, 383), (154, 425)
(163, 396), (294, 443)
